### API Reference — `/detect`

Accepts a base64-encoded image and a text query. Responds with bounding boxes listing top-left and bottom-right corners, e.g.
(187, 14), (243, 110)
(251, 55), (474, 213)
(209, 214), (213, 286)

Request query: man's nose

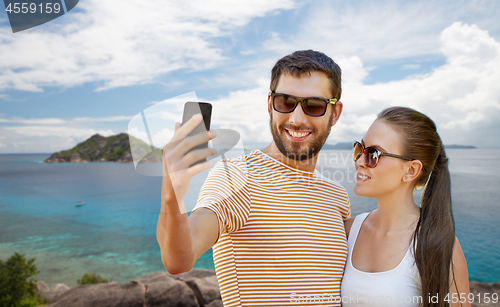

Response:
(289, 102), (308, 125)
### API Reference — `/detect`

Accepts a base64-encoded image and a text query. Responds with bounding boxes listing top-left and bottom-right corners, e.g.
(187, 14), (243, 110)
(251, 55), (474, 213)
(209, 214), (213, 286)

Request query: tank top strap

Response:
(347, 212), (370, 250)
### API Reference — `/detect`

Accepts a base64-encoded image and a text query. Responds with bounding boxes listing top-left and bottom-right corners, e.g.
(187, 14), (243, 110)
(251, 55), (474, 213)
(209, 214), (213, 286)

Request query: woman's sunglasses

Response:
(270, 92), (337, 117)
(353, 141), (419, 168)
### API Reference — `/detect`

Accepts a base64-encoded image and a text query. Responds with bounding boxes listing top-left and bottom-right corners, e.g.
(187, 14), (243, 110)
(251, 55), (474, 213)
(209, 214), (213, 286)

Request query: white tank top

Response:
(340, 212), (421, 306)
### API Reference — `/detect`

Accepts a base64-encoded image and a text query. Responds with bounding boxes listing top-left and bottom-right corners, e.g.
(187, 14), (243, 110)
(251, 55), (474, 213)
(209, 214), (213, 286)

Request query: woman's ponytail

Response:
(377, 107), (456, 307)
(415, 146), (455, 307)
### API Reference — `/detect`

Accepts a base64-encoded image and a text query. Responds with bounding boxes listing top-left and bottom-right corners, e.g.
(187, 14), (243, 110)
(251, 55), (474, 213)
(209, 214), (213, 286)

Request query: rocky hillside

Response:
(44, 133), (162, 163)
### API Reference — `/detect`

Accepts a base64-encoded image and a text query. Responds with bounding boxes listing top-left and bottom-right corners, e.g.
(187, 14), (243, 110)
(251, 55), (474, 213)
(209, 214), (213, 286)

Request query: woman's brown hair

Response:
(377, 106), (455, 307)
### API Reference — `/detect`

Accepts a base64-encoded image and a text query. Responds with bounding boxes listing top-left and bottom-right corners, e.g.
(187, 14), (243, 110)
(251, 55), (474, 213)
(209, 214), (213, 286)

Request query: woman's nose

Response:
(355, 152), (367, 168)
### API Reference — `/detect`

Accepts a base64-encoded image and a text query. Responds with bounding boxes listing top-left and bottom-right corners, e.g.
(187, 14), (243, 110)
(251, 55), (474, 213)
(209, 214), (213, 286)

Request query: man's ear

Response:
(403, 160), (424, 182)
(330, 101), (343, 127)
(268, 92), (272, 116)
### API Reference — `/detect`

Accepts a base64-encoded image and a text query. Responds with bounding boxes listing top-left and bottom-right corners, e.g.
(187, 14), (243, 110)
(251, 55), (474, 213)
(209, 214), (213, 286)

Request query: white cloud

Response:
(1, 1), (499, 152)
(127, 127), (174, 148)
(195, 22), (500, 148)
(73, 116), (133, 122)
(0, 125), (117, 153)
(4, 126), (114, 138)
(262, 0), (500, 64)
(151, 128), (175, 148)
(127, 127), (150, 145)
(337, 22), (500, 146)
(0, 115), (133, 124)
(208, 77), (272, 146)
(0, 117), (66, 124)
(0, 136), (78, 153)
(0, 0), (295, 92)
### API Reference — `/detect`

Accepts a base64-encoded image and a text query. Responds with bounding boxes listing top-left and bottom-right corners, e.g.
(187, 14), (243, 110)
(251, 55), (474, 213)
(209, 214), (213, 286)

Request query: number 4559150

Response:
(5, 3), (61, 14)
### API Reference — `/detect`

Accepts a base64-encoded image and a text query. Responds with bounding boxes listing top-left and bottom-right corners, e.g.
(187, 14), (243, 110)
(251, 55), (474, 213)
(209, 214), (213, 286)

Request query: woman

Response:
(341, 107), (470, 307)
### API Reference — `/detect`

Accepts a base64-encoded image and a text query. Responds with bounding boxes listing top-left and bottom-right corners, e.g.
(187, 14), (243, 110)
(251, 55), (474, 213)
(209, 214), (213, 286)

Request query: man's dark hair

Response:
(270, 50), (342, 100)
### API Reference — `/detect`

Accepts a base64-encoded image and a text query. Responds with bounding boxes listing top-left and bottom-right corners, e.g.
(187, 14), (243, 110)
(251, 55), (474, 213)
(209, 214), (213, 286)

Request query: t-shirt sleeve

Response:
(339, 185), (351, 220)
(344, 196), (351, 220)
(192, 159), (251, 242)
(333, 184), (351, 221)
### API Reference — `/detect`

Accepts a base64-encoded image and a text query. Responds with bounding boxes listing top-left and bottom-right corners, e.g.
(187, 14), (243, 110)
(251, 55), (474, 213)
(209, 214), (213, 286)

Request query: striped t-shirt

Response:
(193, 150), (351, 306)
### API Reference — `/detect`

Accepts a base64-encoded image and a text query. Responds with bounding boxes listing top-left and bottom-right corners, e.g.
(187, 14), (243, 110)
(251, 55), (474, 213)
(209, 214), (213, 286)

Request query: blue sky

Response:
(0, 0), (499, 153)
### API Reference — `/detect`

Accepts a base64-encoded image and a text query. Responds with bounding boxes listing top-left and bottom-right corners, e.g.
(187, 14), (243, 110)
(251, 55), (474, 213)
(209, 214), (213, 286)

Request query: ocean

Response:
(0, 149), (498, 287)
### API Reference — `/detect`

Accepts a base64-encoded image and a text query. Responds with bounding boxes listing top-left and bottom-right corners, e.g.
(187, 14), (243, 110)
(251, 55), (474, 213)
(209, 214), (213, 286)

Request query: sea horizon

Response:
(1, 141), (499, 155)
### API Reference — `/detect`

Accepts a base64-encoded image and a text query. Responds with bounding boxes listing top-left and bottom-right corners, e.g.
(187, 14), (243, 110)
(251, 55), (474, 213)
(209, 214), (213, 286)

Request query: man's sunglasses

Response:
(270, 92), (337, 117)
(353, 141), (423, 169)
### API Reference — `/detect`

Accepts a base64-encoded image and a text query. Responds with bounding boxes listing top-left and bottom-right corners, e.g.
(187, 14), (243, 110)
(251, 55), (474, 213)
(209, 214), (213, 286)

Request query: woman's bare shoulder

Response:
(344, 217), (355, 238)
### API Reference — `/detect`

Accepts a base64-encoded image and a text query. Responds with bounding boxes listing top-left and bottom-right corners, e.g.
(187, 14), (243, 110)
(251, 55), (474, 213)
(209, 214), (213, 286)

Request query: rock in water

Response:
(47, 281), (146, 307)
(134, 272), (199, 307)
(50, 283), (71, 301)
(175, 269), (222, 305)
(45, 269), (222, 307)
(35, 280), (51, 300)
(469, 282), (500, 307)
(206, 300), (224, 307)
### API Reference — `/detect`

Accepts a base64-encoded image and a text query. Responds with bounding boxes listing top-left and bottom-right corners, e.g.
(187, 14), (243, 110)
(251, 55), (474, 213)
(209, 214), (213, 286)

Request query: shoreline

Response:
(3, 242), (497, 288)
(2, 241), (498, 288)
(34, 270), (500, 307)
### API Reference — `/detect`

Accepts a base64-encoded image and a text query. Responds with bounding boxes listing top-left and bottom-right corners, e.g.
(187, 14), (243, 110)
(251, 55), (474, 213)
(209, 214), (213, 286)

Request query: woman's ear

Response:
(403, 160), (424, 182)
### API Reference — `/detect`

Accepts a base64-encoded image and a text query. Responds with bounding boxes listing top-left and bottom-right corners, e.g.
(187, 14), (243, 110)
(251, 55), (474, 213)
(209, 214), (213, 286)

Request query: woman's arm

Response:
(449, 237), (471, 307)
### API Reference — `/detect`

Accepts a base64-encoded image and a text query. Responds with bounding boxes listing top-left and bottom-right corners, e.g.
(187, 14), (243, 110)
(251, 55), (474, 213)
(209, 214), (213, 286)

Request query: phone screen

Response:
(182, 102), (212, 134)
(181, 102), (212, 165)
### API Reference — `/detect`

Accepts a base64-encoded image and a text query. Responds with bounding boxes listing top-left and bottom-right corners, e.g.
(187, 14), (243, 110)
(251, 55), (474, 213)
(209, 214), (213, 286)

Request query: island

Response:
(322, 142), (353, 150)
(444, 144), (477, 149)
(44, 133), (162, 163)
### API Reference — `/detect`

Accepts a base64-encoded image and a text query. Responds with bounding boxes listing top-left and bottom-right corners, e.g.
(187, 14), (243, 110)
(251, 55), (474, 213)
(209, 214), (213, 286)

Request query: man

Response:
(157, 50), (350, 306)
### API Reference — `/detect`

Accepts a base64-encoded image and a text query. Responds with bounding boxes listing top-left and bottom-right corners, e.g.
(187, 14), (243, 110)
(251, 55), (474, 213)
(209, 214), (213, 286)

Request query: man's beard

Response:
(270, 112), (333, 162)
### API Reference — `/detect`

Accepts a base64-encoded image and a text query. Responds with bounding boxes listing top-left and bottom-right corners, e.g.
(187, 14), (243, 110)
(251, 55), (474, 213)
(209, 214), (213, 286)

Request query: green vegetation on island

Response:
(44, 133), (162, 163)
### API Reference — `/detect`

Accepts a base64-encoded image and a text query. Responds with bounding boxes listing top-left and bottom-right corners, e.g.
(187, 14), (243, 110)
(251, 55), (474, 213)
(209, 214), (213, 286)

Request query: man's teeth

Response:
(289, 131), (310, 138)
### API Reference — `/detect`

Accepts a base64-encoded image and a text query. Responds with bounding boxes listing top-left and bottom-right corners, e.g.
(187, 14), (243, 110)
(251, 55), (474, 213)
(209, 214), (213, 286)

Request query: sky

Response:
(0, 0), (499, 153)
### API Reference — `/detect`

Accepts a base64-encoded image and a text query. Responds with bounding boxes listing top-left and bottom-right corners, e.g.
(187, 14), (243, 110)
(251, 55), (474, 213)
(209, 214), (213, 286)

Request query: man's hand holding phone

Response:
(161, 106), (216, 214)
(157, 103), (220, 274)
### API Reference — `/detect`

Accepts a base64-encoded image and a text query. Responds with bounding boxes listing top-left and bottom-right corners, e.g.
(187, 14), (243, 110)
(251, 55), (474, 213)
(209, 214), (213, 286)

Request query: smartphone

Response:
(181, 102), (212, 166)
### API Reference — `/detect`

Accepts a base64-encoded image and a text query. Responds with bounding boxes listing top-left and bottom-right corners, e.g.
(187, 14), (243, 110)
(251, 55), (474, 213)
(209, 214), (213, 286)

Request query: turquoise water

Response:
(0, 150), (498, 286)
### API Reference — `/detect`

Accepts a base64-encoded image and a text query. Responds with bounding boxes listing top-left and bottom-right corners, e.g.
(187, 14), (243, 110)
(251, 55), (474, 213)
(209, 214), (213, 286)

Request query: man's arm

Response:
(156, 114), (219, 274)
(156, 206), (218, 274)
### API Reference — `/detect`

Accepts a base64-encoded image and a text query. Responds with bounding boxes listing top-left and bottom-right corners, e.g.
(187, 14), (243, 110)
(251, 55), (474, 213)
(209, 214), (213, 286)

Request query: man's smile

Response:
(285, 128), (312, 141)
